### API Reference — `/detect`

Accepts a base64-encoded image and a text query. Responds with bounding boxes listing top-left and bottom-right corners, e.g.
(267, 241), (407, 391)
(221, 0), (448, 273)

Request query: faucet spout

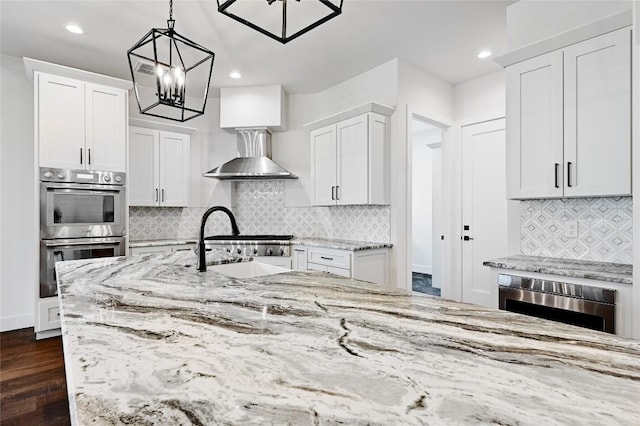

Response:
(197, 206), (240, 272)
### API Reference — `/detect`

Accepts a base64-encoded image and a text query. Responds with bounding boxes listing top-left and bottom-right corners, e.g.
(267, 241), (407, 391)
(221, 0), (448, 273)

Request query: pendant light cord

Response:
(169, 0), (173, 21)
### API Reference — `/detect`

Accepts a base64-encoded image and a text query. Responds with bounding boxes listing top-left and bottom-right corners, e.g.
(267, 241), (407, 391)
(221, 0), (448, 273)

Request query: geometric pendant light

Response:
(127, 0), (215, 122)
(217, 0), (343, 44)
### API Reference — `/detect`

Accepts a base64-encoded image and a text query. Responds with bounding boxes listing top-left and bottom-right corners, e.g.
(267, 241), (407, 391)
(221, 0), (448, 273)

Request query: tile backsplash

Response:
(129, 181), (391, 243)
(520, 197), (632, 264)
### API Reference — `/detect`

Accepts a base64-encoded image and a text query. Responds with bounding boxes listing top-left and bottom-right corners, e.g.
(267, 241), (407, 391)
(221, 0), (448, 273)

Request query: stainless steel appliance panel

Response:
(498, 274), (615, 334)
(40, 237), (125, 298)
(40, 181), (126, 239)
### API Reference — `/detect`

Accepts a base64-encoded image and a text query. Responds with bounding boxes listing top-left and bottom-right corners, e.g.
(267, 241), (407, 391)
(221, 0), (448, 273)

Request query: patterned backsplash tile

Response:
(129, 181), (391, 243)
(520, 197), (632, 264)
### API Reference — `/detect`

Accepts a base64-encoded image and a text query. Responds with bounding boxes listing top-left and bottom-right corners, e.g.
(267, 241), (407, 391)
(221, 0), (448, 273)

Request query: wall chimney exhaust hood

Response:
(203, 128), (297, 180)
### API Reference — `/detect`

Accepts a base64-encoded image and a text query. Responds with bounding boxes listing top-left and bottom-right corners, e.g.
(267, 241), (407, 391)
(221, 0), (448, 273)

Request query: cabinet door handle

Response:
(554, 163), (560, 188)
(88, 148), (91, 165)
(331, 186), (335, 200)
(320, 256), (334, 260)
(567, 162), (573, 187)
(80, 148), (83, 164)
(161, 189), (165, 202)
(336, 185), (340, 200)
(462, 236), (474, 241)
(155, 188), (159, 202)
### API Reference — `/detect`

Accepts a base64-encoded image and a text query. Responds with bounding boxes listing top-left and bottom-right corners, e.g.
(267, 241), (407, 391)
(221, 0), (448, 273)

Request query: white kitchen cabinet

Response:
(35, 297), (61, 334)
(129, 126), (190, 207)
(506, 28), (631, 199)
(293, 245), (389, 286)
(292, 247), (308, 271)
(310, 112), (389, 206)
(37, 72), (127, 172)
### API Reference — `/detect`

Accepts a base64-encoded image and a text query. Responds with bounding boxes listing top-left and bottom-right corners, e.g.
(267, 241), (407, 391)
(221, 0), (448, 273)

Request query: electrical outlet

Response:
(565, 221), (578, 238)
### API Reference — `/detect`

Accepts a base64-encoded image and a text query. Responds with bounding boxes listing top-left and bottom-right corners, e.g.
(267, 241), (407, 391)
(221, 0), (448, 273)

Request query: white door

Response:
(461, 119), (508, 308)
(506, 51), (563, 199)
(563, 27), (631, 197)
(337, 115), (369, 205)
(310, 125), (337, 206)
(85, 83), (127, 172)
(159, 131), (190, 207)
(129, 127), (159, 206)
(38, 72), (85, 169)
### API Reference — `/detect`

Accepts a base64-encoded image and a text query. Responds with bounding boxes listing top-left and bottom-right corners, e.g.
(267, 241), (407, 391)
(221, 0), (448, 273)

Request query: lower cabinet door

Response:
(307, 262), (328, 273)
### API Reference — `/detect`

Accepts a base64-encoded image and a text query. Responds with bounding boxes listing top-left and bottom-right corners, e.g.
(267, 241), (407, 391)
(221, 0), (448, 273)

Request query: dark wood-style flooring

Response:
(0, 328), (70, 425)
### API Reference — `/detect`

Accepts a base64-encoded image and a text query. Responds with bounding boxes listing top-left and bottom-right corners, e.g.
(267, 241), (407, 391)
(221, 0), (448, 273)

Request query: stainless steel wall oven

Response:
(498, 274), (615, 334)
(39, 167), (126, 297)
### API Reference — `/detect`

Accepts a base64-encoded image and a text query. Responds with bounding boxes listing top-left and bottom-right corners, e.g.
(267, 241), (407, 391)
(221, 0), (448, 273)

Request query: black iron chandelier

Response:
(217, 0), (343, 44)
(127, 0), (215, 122)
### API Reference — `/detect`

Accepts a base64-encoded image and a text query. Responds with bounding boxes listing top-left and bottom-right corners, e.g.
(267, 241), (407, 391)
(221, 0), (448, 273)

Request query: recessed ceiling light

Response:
(230, 71), (242, 79)
(66, 24), (84, 34)
(477, 50), (492, 59)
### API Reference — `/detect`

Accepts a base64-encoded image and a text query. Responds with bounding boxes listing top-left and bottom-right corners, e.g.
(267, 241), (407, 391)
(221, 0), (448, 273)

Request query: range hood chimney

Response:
(203, 128), (297, 180)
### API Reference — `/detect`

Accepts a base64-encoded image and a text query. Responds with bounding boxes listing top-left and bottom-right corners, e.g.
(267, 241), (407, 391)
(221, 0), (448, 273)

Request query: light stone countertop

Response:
(484, 254), (632, 284)
(293, 237), (392, 251)
(55, 250), (640, 425)
(129, 239), (198, 248)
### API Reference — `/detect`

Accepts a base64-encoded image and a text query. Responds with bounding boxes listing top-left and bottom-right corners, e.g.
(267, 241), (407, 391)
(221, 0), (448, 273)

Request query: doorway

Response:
(411, 117), (444, 296)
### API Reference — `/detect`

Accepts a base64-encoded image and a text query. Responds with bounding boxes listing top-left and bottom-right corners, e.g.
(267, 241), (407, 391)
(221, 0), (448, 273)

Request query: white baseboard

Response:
(412, 264), (432, 275)
(0, 313), (34, 332)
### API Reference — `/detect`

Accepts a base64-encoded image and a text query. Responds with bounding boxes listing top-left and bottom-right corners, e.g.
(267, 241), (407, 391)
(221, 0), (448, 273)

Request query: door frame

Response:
(405, 106), (451, 293)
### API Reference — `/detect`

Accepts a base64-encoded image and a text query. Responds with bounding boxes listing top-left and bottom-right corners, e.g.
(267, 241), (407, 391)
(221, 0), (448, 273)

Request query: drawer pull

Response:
(294, 249), (305, 252)
(56, 313), (60, 317)
(320, 256), (334, 261)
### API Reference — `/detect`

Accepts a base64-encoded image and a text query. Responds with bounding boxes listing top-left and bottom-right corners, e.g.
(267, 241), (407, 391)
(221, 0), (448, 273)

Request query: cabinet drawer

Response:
(37, 298), (61, 332)
(308, 262), (351, 278)
(307, 247), (351, 269)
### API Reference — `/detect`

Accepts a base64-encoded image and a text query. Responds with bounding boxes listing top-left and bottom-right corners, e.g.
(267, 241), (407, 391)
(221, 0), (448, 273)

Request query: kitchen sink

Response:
(210, 261), (291, 279)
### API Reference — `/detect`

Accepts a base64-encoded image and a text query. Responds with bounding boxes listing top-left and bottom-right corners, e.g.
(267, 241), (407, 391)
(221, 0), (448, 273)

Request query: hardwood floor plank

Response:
(0, 327), (70, 425)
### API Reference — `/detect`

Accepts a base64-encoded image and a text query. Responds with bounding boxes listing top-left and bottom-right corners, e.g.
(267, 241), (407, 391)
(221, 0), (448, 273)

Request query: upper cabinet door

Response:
(38, 73), (85, 170)
(336, 114), (369, 205)
(563, 28), (631, 197)
(129, 127), (159, 207)
(85, 83), (127, 172)
(159, 131), (190, 207)
(310, 125), (337, 206)
(506, 51), (564, 199)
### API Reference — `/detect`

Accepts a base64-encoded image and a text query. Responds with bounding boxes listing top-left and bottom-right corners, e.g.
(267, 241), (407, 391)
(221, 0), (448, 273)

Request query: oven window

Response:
(505, 299), (605, 332)
(53, 193), (115, 224)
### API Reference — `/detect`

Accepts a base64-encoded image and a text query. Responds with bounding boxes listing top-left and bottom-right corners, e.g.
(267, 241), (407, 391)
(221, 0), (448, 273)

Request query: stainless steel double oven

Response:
(40, 167), (126, 298)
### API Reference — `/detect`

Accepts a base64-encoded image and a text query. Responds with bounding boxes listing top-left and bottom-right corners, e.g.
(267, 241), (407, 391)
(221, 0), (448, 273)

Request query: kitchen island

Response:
(56, 251), (640, 425)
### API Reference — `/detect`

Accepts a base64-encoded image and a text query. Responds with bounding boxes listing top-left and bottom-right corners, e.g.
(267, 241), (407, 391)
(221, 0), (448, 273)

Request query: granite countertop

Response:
(55, 250), (639, 425)
(483, 255), (632, 284)
(293, 237), (392, 251)
(129, 239), (198, 248)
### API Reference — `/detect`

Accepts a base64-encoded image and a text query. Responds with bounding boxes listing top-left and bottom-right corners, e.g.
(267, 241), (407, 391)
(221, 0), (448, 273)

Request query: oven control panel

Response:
(40, 167), (126, 185)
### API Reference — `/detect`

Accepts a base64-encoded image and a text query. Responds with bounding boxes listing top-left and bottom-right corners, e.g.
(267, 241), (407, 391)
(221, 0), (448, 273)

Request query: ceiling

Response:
(0, 1), (512, 96)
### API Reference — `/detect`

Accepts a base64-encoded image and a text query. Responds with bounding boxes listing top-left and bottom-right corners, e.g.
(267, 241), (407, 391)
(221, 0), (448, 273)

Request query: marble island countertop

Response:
(129, 237), (392, 251)
(56, 250), (640, 425)
(484, 254), (632, 284)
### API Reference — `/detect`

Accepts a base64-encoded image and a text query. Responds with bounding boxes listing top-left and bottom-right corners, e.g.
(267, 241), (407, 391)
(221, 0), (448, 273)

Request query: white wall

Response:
(0, 55), (36, 331)
(453, 71), (506, 122)
(507, 0), (632, 50)
(631, 0), (639, 339)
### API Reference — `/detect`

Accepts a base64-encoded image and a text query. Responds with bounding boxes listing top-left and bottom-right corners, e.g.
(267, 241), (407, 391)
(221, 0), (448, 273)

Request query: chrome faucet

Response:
(197, 206), (240, 272)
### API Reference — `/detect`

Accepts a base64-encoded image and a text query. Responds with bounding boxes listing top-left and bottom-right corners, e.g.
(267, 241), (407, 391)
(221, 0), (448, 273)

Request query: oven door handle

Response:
(43, 182), (123, 191)
(43, 239), (123, 247)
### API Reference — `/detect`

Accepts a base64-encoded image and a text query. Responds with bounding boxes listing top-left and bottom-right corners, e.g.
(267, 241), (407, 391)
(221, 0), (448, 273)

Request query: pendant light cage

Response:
(127, 1), (215, 122)
(218, 0), (343, 44)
